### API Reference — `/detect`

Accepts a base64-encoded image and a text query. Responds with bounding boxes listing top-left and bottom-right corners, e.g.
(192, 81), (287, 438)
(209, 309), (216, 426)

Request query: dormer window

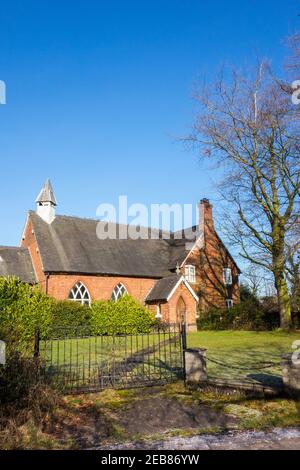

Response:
(185, 265), (196, 283)
(223, 268), (232, 286)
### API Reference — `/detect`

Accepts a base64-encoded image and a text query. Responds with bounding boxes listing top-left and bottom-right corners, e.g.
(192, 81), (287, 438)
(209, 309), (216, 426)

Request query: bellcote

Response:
(35, 179), (57, 224)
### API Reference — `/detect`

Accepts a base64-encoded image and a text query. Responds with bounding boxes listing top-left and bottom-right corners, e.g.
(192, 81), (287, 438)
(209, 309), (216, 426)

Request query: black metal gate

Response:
(39, 323), (185, 393)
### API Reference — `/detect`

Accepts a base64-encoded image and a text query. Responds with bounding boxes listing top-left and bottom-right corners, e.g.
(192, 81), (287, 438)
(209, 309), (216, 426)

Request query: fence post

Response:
(181, 322), (187, 351)
(181, 322), (187, 381)
(34, 328), (40, 361)
(33, 328), (41, 381)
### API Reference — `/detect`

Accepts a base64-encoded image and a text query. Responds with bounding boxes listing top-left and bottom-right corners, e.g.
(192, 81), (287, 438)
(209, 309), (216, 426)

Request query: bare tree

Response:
(242, 265), (265, 298)
(187, 63), (300, 328)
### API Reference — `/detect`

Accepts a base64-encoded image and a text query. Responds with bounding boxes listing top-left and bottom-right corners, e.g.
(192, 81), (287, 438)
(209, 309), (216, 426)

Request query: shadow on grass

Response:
(247, 373), (283, 389)
(206, 347), (284, 387)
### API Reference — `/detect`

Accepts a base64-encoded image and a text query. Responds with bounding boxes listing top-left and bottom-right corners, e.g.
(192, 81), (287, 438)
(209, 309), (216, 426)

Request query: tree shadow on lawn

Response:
(207, 347), (284, 386)
(247, 373), (283, 389)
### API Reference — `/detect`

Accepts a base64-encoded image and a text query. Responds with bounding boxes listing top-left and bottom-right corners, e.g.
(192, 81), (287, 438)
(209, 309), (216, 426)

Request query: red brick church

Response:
(0, 180), (240, 324)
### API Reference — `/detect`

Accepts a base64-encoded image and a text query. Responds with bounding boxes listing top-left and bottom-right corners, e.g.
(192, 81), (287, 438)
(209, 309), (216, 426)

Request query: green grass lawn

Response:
(187, 330), (300, 385)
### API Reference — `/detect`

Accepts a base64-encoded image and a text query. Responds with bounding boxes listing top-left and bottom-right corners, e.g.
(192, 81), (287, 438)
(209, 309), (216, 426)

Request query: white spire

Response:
(36, 179), (57, 224)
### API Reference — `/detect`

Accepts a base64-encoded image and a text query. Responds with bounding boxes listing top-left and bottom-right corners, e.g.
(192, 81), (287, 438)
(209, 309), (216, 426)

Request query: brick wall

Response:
(46, 273), (156, 303)
(21, 216), (47, 287)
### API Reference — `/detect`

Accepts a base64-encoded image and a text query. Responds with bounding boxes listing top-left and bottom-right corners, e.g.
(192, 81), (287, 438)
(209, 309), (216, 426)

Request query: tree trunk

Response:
(274, 269), (292, 329)
(272, 221), (292, 329)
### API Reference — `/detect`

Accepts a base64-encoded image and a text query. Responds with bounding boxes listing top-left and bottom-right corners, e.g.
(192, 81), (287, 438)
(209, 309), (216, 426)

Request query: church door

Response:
(176, 296), (186, 325)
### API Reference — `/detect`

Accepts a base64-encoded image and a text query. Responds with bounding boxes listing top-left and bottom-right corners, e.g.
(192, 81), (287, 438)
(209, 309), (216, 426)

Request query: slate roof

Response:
(145, 274), (182, 302)
(29, 212), (193, 278)
(0, 207), (240, 283)
(0, 246), (36, 283)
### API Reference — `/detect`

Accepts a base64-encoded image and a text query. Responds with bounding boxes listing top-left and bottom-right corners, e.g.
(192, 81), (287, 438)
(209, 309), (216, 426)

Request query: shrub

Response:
(90, 295), (155, 334)
(0, 349), (53, 405)
(49, 300), (92, 337)
(0, 277), (53, 351)
(0, 348), (59, 449)
(197, 299), (268, 331)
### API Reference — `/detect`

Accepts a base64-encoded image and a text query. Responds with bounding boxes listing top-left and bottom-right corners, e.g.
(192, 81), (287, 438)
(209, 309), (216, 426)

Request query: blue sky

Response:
(0, 0), (299, 246)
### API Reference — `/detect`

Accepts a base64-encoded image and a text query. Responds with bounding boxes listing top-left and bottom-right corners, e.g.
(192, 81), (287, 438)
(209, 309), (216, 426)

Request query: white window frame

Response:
(111, 282), (128, 301)
(225, 299), (234, 308)
(184, 265), (196, 284)
(68, 282), (91, 306)
(223, 267), (233, 286)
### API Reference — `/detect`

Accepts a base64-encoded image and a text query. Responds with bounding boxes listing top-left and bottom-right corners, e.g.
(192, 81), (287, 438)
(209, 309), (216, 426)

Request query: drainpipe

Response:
(45, 274), (50, 295)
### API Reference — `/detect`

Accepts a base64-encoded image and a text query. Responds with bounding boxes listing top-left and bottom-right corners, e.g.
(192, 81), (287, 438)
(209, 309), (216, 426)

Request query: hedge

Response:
(49, 300), (92, 337)
(197, 299), (277, 331)
(50, 296), (155, 336)
(90, 295), (155, 334)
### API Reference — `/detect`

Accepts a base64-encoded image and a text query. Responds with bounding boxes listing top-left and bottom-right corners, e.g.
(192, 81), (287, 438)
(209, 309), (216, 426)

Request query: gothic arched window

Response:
(68, 282), (91, 306)
(111, 283), (128, 301)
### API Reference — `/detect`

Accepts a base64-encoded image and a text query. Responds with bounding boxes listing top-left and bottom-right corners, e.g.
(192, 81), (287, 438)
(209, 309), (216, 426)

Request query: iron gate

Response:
(39, 323), (185, 393)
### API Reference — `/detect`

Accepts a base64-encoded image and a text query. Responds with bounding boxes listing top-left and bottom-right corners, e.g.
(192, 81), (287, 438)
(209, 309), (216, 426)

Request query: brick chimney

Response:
(199, 198), (214, 234)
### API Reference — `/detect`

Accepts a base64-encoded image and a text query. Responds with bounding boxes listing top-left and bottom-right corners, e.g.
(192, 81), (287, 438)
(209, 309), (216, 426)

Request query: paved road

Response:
(101, 427), (300, 450)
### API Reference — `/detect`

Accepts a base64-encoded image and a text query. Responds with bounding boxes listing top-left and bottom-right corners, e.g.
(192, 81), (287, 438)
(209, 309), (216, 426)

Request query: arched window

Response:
(111, 283), (128, 301)
(68, 282), (91, 306)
